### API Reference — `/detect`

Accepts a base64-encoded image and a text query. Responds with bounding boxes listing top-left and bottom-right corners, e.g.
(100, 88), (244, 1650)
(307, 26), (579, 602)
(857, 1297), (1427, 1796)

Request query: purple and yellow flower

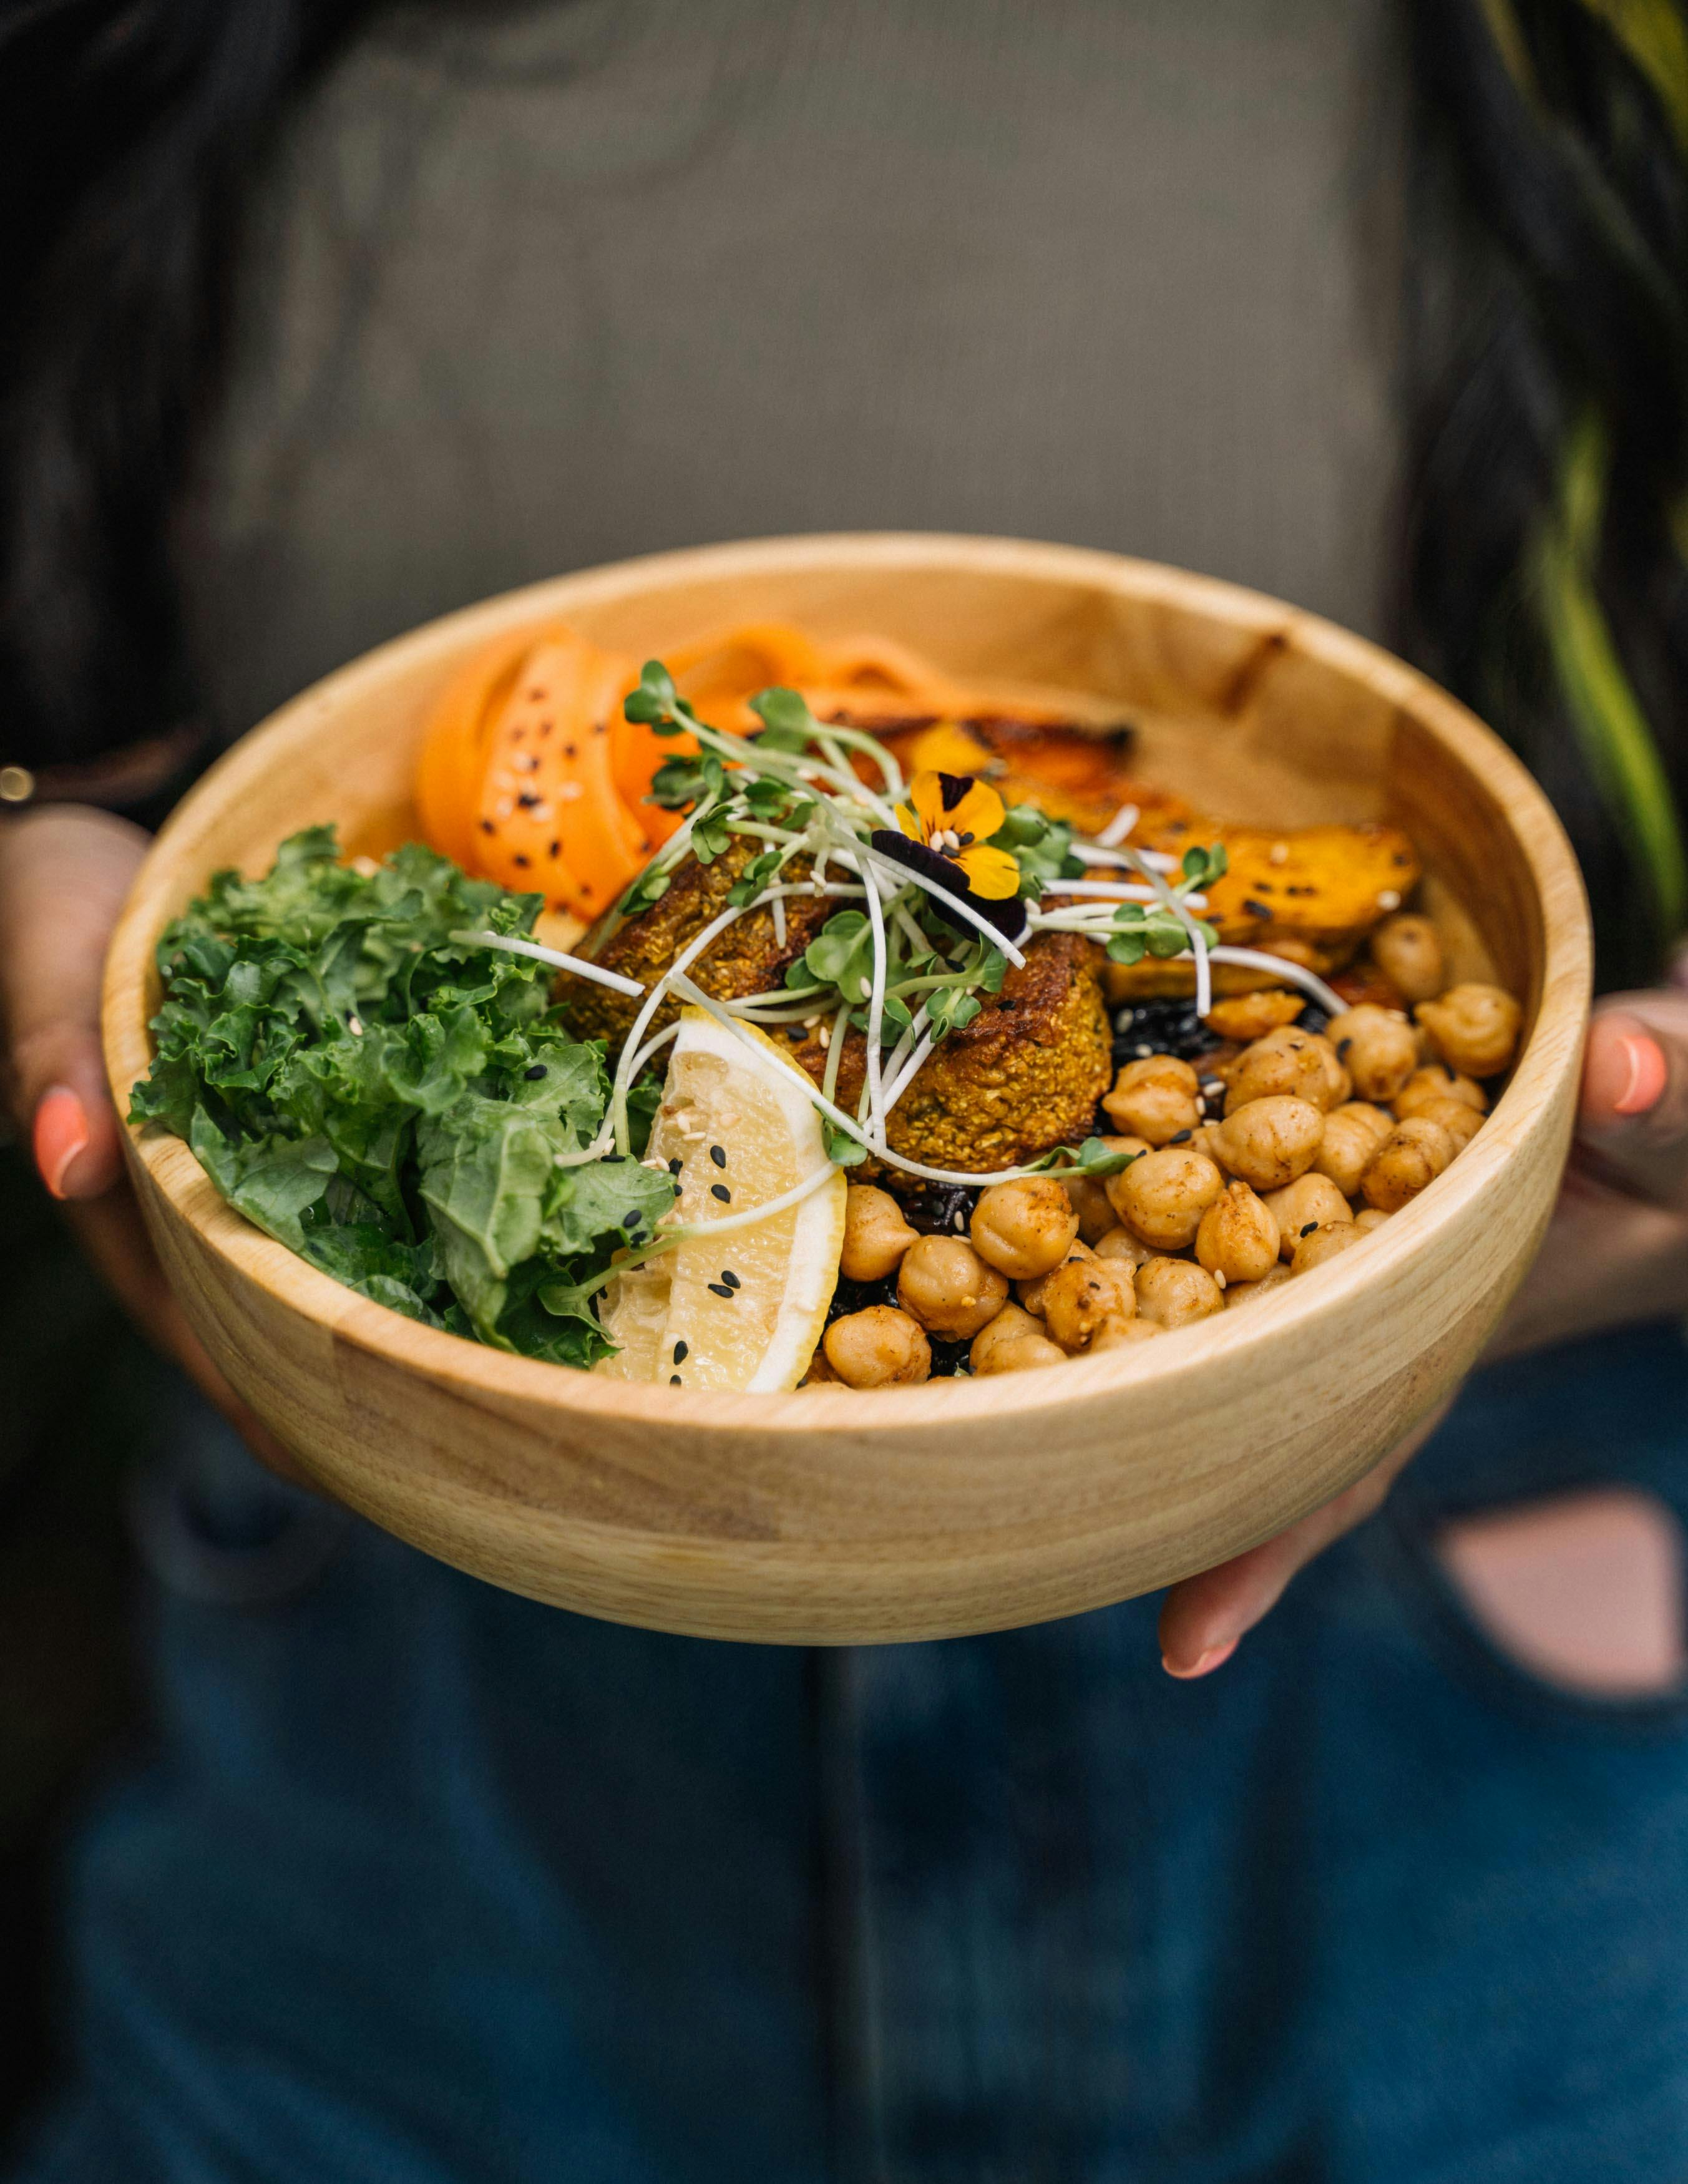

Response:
(892, 772), (1020, 899)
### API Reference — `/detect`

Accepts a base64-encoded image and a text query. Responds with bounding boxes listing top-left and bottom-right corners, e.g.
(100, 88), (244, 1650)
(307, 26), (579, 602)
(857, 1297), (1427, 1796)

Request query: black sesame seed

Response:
(548, 840), (562, 859)
(711, 1183), (731, 1202)
(517, 792), (540, 809)
(670, 1373), (683, 1385)
(564, 743), (577, 759)
(625, 1212), (643, 1231)
(602, 1153), (625, 1164)
(524, 1063), (547, 1080)
(1300, 1221), (1319, 1237)
(479, 819), (495, 835)
(668, 1158), (683, 1175)
(1242, 899), (1271, 919)
(707, 1281), (733, 1299)
(709, 1144), (727, 1168)
(1168, 1128), (1193, 1144)
(721, 1270), (740, 1290)
(673, 1340), (689, 1363)
(514, 854), (530, 868)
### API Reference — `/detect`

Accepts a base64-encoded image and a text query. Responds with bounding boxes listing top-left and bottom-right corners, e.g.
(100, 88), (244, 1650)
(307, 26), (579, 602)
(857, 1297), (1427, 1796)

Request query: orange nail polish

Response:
(1163, 1636), (1239, 1680)
(33, 1085), (90, 1199)
(1614, 1032), (1669, 1117)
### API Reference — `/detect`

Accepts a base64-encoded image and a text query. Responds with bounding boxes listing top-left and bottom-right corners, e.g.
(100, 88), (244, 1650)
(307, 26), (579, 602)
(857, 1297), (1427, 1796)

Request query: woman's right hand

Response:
(0, 804), (300, 1476)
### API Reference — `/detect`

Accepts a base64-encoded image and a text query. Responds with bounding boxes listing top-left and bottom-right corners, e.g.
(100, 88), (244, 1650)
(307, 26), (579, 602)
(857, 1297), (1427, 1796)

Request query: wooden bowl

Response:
(102, 535), (1591, 1644)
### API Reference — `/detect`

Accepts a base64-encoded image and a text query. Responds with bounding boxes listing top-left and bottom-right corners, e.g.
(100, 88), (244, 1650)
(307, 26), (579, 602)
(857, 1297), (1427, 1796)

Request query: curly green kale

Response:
(130, 828), (672, 1368)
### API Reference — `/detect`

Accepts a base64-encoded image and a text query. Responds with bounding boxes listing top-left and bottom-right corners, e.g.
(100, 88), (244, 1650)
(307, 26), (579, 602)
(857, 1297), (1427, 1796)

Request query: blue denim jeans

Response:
(14, 1324), (1688, 2182)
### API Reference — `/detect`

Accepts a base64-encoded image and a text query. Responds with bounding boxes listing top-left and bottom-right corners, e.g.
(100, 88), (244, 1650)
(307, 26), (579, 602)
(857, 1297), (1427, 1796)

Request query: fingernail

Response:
(1162, 1636), (1239, 1681)
(1613, 1032), (1669, 1117)
(33, 1085), (90, 1199)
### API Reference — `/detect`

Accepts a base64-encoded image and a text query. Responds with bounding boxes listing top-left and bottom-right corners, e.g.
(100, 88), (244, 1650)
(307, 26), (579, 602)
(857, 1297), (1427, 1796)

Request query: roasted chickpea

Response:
(1211, 1095), (1324, 1191)
(1134, 1255), (1225, 1328)
(1017, 1241), (1095, 1317)
(1042, 1256), (1137, 1352)
(1105, 1146), (1225, 1251)
(1289, 1221), (1365, 1275)
(1093, 1225), (1153, 1269)
(1395, 1065), (1486, 1119)
(839, 1184), (920, 1282)
(970, 1176), (1081, 1281)
(1194, 1180), (1281, 1284)
(802, 1345), (841, 1385)
(1204, 988), (1304, 1043)
(1101, 1055), (1201, 1144)
(1261, 1172), (1353, 1260)
(897, 1235), (1010, 1338)
(970, 1304), (1067, 1376)
(1225, 1025), (1348, 1114)
(1222, 1261), (1295, 1309)
(1312, 1101), (1393, 1197)
(823, 1306), (932, 1388)
(1405, 1093), (1483, 1150)
(1370, 912), (1445, 1003)
(1089, 1313), (1161, 1349)
(1352, 1207), (1392, 1232)
(1361, 1115), (1456, 1214)
(1061, 1137), (1145, 1244)
(1415, 983), (1522, 1078)
(1189, 1121), (1229, 1163)
(1326, 1004), (1420, 1103)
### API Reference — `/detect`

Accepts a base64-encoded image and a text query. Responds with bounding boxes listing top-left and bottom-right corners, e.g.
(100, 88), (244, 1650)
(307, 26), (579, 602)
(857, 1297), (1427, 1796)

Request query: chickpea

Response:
(1089, 1313), (1161, 1350)
(1225, 1025), (1349, 1114)
(897, 1235), (1010, 1338)
(839, 1184), (920, 1282)
(1204, 989), (1304, 1043)
(1042, 1256), (1137, 1352)
(1061, 1137), (1144, 1244)
(1189, 1121), (1229, 1163)
(1017, 1241), (1095, 1317)
(1326, 1004), (1419, 1103)
(970, 1304), (1068, 1377)
(1415, 983), (1522, 1078)
(1406, 1093), (1484, 1151)
(1312, 1101), (1393, 1196)
(1352, 1207), (1392, 1232)
(1260, 1173), (1353, 1260)
(1134, 1255), (1225, 1328)
(970, 1177), (1081, 1281)
(1222, 1261), (1295, 1309)
(1105, 1147), (1225, 1251)
(823, 1306), (932, 1388)
(1101, 1055), (1201, 1144)
(1289, 1221), (1365, 1275)
(1094, 1224), (1154, 1270)
(1395, 1065), (1486, 1119)
(1211, 1095), (1324, 1191)
(1370, 912), (1445, 1003)
(802, 1345), (841, 1385)
(1194, 1180), (1281, 1284)
(1360, 1116), (1456, 1214)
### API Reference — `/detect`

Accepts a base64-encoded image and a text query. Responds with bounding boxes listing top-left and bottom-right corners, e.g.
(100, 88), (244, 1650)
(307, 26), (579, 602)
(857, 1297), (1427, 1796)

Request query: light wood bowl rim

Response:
(102, 532), (1592, 1444)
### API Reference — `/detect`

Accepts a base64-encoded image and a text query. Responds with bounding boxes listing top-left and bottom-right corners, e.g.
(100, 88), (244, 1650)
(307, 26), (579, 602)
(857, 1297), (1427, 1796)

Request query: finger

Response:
(0, 807), (149, 1200)
(1575, 993), (1688, 1214)
(64, 1190), (314, 1490)
(1157, 1400), (1451, 1676)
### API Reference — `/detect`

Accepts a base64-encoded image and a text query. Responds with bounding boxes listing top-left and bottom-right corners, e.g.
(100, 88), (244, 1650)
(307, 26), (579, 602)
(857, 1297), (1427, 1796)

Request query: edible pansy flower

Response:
(892, 773), (1020, 899)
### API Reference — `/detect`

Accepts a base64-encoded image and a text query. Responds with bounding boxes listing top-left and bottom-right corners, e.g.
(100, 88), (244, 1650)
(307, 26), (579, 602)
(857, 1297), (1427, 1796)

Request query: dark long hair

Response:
(5, 0), (1688, 982)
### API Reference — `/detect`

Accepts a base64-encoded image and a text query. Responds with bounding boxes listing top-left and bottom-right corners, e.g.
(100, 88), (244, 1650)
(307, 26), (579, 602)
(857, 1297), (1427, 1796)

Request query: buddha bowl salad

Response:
(133, 643), (1522, 1390)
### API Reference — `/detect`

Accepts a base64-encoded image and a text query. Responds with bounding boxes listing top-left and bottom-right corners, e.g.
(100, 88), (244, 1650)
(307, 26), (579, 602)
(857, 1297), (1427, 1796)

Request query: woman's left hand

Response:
(1157, 993), (1688, 1677)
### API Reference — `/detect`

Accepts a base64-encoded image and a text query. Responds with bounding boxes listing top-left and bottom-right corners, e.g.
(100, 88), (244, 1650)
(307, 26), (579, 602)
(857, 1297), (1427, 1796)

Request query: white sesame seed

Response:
(1377, 889), (1401, 912)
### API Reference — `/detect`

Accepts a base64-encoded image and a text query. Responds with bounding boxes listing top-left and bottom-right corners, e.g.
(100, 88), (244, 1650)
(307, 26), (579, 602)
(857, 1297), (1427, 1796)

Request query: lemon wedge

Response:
(597, 1008), (846, 1391)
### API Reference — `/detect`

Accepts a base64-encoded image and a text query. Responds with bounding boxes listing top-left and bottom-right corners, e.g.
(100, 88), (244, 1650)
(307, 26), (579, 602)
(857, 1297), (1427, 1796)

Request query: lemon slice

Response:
(597, 1008), (846, 1391)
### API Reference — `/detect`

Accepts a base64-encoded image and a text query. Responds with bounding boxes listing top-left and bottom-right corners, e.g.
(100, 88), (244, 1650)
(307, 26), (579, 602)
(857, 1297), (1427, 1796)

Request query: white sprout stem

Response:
(1071, 842), (1181, 873)
(771, 895), (786, 948)
(1038, 880), (1207, 907)
(821, 1000), (851, 1109)
(806, 715), (907, 802)
(723, 982), (829, 1008)
(1207, 948), (1347, 1016)
(814, 728), (899, 828)
(575, 1162), (843, 1304)
(1113, 846), (1213, 1018)
(449, 929), (645, 998)
(626, 1018), (683, 1080)
(858, 852), (890, 1144)
(877, 1000), (930, 1103)
(1096, 801), (1140, 847)
(851, 837), (1027, 969)
(668, 974), (1058, 1187)
(882, 1025), (938, 1116)
(892, 899), (930, 958)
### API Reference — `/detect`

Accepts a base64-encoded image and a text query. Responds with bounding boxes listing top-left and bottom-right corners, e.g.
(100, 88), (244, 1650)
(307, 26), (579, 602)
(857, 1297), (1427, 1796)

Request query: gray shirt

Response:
(185, 0), (1400, 740)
